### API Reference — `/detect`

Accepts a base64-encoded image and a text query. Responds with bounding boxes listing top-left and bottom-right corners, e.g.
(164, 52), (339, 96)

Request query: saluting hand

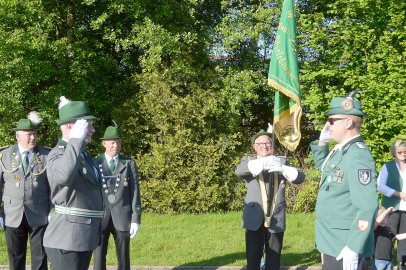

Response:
(319, 123), (331, 143)
(70, 119), (88, 141)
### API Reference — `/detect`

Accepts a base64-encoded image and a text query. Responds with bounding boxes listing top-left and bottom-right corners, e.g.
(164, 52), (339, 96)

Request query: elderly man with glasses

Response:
(310, 92), (378, 270)
(235, 128), (305, 270)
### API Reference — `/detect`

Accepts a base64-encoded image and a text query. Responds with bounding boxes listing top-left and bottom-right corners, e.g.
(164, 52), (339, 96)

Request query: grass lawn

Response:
(0, 212), (320, 267)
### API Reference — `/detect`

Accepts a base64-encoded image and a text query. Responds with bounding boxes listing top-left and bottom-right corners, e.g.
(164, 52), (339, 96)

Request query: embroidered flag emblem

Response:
(358, 169), (371, 185)
(358, 220), (369, 232)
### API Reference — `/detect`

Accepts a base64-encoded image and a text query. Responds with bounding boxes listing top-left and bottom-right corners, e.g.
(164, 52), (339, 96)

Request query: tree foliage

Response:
(299, 0), (406, 167)
(0, 0), (404, 213)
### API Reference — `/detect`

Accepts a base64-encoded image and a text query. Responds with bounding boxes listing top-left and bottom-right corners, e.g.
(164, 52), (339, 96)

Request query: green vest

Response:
(381, 160), (402, 210)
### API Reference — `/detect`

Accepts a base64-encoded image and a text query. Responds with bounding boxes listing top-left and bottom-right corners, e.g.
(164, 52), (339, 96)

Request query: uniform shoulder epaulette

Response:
(57, 144), (65, 150)
(120, 155), (133, 161)
(355, 142), (365, 149)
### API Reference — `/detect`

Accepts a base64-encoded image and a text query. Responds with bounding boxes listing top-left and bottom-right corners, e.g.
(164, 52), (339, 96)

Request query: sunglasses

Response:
(327, 118), (347, 125)
(397, 151), (406, 155)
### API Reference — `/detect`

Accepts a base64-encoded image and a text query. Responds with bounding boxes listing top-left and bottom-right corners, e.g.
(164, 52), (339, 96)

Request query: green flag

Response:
(268, 0), (302, 151)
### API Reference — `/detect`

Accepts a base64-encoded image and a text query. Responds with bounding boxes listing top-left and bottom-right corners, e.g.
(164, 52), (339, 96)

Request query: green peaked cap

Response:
(326, 97), (366, 117)
(14, 111), (42, 131)
(326, 91), (366, 117)
(14, 119), (37, 131)
(56, 101), (97, 126)
(251, 129), (272, 144)
(101, 126), (122, 140)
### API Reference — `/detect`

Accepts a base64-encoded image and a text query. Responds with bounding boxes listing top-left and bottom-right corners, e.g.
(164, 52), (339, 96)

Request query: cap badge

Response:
(340, 98), (354, 111)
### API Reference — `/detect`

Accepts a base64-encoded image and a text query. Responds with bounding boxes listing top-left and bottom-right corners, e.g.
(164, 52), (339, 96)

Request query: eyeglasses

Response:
(328, 118), (347, 125)
(255, 142), (272, 147)
(397, 151), (406, 155)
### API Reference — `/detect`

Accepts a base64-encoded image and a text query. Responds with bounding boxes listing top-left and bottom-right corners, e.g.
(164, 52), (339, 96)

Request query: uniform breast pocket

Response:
(329, 219), (352, 230)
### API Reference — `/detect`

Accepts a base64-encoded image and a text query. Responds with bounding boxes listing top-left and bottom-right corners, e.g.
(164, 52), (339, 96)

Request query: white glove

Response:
(267, 123), (273, 134)
(319, 123), (331, 143)
(69, 119), (88, 140)
(281, 165), (299, 182)
(48, 215), (51, 222)
(0, 217), (4, 230)
(248, 159), (264, 176)
(263, 156), (283, 172)
(130, 223), (140, 238)
(336, 246), (358, 270)
(266, 165), (283, 172)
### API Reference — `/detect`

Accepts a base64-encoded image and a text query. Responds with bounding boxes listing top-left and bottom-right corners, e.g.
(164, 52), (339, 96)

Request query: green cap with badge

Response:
(14, 111), (42, 131)
(101, 120), (122, 140)
(251, 129), (272, 144)
(325, 90), (366, 117)
(56, 96), (97, 126)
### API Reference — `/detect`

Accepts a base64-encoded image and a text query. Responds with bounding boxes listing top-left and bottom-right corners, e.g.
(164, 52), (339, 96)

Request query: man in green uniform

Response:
(93, 123), (141, 270)
(310, 93), (378, 270)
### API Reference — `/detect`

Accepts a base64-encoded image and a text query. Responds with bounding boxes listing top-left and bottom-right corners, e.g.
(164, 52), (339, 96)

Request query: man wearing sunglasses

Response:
(310, 93), (378, 270)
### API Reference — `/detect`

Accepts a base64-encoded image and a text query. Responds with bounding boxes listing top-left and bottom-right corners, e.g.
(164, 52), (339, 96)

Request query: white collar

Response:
(334, 134), (361, 151)
(18, 145), (33, 155)
(105, 154), (118, 164)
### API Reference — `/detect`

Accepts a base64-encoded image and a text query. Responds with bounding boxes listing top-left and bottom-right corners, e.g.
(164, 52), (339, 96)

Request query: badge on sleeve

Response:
(358, 220), (369, 232)
(358, 169), (371, 185)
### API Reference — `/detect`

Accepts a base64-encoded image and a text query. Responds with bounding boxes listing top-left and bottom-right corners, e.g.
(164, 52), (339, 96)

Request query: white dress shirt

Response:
(105, 154), (118, 170)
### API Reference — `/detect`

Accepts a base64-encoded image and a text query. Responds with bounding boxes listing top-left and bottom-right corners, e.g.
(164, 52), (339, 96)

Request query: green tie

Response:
(109, 159), (116, 174)
(22, 151), (29, 173)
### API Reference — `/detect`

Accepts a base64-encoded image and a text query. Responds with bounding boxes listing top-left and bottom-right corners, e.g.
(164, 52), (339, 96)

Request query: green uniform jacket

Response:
(311, 136), (378, 257)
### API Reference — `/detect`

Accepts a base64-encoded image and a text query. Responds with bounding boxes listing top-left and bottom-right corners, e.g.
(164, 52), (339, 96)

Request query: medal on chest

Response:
(99, 164), (121, 204)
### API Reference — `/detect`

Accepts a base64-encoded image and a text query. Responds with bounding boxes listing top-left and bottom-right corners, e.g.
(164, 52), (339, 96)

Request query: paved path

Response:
(0, 266), (388, 270)
(0, 266), (323, 270)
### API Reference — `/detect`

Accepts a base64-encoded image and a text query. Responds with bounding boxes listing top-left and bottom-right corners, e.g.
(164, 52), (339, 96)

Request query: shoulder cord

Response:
(248, 155), (279, 226)
(0, 152), (47, 175)
(0, 152), (19, 173)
